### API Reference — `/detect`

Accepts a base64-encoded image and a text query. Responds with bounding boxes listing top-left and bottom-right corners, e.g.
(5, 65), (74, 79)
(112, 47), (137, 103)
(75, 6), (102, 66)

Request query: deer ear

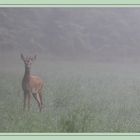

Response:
(20, 53), (25, 61)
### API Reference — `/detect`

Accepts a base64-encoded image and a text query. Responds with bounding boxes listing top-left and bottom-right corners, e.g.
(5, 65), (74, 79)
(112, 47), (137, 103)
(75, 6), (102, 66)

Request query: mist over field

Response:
(1, 8), (140, 62)
(1, 8), (140, 132)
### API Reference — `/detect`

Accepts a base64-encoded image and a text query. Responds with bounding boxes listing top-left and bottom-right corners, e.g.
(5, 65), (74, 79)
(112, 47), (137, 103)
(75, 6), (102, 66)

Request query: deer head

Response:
(20, 54), (37, 69)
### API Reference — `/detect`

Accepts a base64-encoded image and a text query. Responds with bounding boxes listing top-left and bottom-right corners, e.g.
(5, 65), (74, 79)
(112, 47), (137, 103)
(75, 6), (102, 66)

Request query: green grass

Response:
(1, 61), (140, 132)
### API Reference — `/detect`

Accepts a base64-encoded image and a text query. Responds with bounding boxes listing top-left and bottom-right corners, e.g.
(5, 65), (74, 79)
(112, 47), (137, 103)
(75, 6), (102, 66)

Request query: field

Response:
(1, 56), (140, 132)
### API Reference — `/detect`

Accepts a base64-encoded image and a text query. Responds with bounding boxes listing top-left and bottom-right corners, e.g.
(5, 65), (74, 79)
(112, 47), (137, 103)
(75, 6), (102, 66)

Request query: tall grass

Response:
(1, 61), (140, 132)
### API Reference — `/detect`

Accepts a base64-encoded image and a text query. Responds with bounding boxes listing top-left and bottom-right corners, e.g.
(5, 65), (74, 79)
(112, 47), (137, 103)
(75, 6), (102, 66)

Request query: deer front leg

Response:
(32, 93), (41, 112)
(27, 93), (31, 111)
(23, 93), (27, 111)
(39, 93), (43, 112)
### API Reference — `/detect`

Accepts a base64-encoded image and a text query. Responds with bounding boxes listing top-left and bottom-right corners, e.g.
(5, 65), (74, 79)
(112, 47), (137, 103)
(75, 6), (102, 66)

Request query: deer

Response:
(20, 54), (44, 112)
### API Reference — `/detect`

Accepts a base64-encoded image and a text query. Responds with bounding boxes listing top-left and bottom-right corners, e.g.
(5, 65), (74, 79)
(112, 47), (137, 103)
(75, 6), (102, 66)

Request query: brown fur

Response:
(30, 76), (44, 93)
(21, 54), (44, 112)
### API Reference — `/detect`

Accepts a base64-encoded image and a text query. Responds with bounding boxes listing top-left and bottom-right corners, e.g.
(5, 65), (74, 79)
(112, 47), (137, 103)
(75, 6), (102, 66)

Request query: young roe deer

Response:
(21, 54), (44, 112)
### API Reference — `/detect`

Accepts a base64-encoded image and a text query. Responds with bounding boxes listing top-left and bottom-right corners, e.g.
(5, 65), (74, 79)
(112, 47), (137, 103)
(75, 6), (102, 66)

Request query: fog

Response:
(0, 8), (140, 62)
(2, 8), (140, 132)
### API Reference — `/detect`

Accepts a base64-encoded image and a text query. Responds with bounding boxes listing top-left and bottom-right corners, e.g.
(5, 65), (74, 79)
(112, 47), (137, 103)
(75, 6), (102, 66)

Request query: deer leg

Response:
(27, 93), (31, 111)
(38, 90), (43, 112)
(32, 93), (41, 112)
(39, 92), (43, 112)
(23, 93), (27, 111)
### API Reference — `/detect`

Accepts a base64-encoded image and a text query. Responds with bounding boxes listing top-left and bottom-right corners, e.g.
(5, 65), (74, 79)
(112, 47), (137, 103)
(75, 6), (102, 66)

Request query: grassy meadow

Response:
(1, 55), (140, 132)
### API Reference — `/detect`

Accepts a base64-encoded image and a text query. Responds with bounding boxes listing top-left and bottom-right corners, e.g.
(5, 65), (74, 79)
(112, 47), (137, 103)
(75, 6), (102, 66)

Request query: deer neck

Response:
(23, 67), (31, 82)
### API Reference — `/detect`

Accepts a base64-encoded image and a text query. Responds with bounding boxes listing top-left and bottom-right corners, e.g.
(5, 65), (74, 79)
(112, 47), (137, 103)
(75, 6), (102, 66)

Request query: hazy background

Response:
(0, 8), (140, 62)
(1, 8), (140, 132)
